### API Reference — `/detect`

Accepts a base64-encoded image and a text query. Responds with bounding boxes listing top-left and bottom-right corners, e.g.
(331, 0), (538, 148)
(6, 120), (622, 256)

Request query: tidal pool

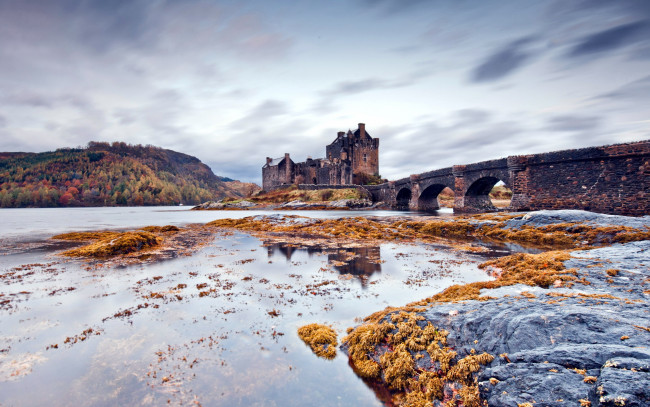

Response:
(0, 207), (524, 406)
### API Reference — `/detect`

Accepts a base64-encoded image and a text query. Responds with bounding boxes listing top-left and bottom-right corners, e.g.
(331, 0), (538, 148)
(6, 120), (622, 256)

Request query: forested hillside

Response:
(0, 141), (244, 207)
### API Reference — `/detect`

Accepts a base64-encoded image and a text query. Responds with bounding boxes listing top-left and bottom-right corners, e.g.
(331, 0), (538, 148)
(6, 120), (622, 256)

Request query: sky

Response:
(1, 0), (649, 184)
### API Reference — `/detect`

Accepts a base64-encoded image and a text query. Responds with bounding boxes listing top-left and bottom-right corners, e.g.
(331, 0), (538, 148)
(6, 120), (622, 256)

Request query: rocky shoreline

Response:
(46, 208), (650, 406)
(192, 198), (382, 210)
(340, 211), (650, 407)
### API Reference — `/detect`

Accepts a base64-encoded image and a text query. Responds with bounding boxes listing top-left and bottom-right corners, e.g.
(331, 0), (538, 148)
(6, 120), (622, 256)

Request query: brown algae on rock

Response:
(296, 324), (338, 359)
(342, 311), (493, 407)
(59, 231), (162, 257)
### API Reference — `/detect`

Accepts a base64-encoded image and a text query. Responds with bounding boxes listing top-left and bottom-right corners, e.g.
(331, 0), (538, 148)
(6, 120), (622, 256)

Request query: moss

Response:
(297, 323), (338, 360)
(61, 231), (161, 257)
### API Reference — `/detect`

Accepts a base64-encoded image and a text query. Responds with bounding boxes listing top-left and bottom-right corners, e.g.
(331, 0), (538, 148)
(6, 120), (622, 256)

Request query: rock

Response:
(232, 200), (256, 208)
(281, 200), (308, 208)
(192, 200), (257, 209)
(192, 201), (225, 210)
(328, 199), (349, 208)
(345, 199), (373, 209)
(596, 357), (650, 407)
(343, 240), (650, 406)
(504, 210), (650, 230)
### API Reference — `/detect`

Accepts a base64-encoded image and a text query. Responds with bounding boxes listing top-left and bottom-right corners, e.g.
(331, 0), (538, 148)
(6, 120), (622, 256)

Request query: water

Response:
(0, 207), (511, 406)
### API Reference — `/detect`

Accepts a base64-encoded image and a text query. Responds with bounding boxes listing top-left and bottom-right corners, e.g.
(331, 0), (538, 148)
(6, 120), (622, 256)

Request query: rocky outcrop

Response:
(192, 200), (257, 209)
(193, 198), (377, 210)
(342, 211), (650, 407)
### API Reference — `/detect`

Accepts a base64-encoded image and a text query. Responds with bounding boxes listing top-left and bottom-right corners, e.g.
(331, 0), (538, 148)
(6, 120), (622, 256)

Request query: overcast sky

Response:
(1, 0), (649, 183)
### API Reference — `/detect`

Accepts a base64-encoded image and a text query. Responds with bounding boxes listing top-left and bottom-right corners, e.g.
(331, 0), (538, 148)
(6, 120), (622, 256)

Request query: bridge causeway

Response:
(364, 140), (649, 216)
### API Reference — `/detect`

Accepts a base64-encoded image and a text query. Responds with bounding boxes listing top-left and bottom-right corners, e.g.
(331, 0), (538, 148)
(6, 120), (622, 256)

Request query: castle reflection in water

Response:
(264, 241), (382, 287)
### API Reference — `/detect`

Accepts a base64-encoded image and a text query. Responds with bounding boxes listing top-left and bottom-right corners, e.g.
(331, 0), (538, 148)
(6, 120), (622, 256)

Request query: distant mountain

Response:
(0, 141), (249, 207)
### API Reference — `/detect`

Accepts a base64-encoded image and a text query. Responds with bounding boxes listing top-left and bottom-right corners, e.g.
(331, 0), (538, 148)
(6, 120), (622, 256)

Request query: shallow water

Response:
(0, 207), (516, 406)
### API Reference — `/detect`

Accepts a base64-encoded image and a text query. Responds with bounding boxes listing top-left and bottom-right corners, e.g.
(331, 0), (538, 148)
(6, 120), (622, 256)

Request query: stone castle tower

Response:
(262, 123), (379, 190)
(326, 123), (379, 184)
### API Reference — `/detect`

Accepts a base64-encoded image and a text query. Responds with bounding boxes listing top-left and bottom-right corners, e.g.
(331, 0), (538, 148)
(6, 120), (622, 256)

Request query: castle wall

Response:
(351, 138), (379, 180)
(262, 155), (294, 190)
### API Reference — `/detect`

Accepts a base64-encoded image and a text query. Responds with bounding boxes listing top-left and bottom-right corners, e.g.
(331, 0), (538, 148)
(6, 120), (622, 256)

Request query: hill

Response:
(0, 141), (248, 208)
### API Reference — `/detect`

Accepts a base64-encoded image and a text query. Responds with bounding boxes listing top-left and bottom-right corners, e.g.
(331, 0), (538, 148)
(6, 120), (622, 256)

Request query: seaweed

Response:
(61, 231), (162, 257)
(297, 323), (338, 360)
(343, 312), (493, 406)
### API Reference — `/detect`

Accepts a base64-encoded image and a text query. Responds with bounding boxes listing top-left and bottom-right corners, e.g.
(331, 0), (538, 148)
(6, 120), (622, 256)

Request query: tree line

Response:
(0, 142), (238, 208)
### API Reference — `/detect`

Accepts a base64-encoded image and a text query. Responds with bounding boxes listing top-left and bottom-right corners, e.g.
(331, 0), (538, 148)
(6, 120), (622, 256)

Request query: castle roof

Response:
(353, 127), (371, 138)
(267, 157), (286, 166)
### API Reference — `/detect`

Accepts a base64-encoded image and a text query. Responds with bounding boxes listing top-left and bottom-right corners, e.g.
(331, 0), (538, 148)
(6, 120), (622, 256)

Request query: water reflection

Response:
(264, 242), (382, 287)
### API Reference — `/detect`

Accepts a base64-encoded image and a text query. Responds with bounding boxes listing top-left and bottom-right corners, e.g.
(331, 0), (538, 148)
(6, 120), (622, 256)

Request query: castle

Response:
(262, 123), (379, 191)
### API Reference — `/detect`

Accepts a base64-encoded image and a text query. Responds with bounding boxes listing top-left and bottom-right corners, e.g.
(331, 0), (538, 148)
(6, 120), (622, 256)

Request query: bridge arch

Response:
(417, 184), (451, 212)
(395, 187), (412, 210)
(463, 175), (511, 212)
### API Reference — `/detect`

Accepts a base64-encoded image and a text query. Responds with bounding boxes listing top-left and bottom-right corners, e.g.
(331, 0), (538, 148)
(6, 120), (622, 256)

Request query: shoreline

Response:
(44, 209), (650, 406)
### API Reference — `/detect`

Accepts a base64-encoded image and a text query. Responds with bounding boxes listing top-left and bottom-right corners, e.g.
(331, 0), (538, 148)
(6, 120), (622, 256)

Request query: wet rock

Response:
(281, 200), (309, 208)
(344, 199), (373, 209)
(344, 240), (650, 406)
(192, 201), (225, 209)
(504, 209), (650, 230)
(193, 200), (257, 209)
(596, 357), (650, 407)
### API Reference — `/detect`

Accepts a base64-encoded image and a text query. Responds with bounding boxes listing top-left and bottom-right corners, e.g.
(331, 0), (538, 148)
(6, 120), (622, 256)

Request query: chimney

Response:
(358, 123), (366, 138)
(284, 153), (291, 181)
(337, 131), (344, 138)
(266, 157), (272, 165)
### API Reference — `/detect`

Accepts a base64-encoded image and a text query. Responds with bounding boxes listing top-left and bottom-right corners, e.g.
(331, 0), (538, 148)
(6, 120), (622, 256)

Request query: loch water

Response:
(0, 207), (526, 406)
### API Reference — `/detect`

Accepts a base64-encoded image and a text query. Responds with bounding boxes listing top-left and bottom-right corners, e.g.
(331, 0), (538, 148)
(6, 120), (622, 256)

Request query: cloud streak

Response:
(470, 37), (538, 83)
(567, 20), (649, 58)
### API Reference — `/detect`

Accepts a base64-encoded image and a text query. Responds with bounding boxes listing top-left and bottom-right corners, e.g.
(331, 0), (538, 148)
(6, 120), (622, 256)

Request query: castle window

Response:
(363, 153), (367, 162)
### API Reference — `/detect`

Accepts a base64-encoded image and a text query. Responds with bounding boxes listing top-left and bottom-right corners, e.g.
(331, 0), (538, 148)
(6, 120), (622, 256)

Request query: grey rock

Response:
(504, 210), (650, 230)
(345, 239), (650, 406)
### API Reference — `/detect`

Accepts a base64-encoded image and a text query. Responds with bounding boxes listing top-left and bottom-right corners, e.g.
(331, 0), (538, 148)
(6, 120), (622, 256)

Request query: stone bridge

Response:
(365, 140), (649, 216)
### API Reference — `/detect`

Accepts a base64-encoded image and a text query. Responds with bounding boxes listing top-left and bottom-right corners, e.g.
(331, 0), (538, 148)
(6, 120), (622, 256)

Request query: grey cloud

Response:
(206, 119), (315, 182)
(544, 115), (602, 132)
(323, 69), (431, 98)
(597, 75), (650, 101)
(470, 37), (538, 83)
(0, 114), (7, 128)
(452, 109), (492, 126)
(325, 79), (388, 96)
(361, 0), (431, 14)
(314, 70), (431, 113)
(567, 20), (649, 58)
(2, 91), (96, 111)
(231, 100), (288, 129)
(113, 109), (137, 125)
(377, 112), (529, 179)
